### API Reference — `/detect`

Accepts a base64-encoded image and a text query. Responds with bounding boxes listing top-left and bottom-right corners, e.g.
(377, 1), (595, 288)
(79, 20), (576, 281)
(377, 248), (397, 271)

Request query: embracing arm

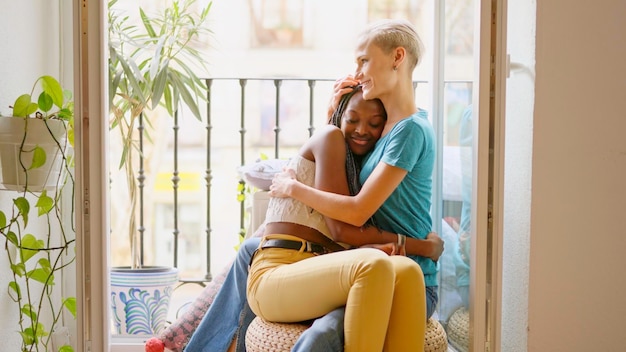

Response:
(271, 161), (407, 227)
(308, 129), (443, 260)
(326, 219), (443, 261)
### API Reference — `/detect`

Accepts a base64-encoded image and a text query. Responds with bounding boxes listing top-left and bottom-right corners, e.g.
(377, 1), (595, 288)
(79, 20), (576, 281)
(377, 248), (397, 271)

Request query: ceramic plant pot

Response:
(110, 266), (179, 336)
(0, 116), (68, 192)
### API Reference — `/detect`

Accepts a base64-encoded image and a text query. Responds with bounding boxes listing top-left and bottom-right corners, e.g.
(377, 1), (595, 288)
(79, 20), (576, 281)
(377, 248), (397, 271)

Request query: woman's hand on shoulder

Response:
(268, 167), (297, 198)
(327, 75), (360, 118)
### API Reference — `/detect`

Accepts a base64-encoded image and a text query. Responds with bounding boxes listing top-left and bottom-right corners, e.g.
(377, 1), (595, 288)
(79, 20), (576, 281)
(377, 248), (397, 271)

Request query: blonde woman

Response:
(269, 19), (438, 349)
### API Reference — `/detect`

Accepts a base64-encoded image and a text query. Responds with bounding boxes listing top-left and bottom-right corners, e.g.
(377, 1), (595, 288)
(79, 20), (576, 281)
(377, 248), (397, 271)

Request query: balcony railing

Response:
(117, 77), (472, 284)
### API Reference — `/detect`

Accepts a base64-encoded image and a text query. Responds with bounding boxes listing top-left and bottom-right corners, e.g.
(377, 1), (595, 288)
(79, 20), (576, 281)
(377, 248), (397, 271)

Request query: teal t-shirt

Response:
(359, 109), (438, 287)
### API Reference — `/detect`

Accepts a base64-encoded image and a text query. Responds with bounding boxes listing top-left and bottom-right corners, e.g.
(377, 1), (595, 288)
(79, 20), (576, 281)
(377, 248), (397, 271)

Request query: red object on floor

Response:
(145, 337), (165, 352)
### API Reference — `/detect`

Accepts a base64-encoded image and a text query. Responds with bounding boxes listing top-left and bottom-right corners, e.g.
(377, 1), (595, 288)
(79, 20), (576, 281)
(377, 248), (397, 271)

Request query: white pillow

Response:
(238, 158), (289, 190)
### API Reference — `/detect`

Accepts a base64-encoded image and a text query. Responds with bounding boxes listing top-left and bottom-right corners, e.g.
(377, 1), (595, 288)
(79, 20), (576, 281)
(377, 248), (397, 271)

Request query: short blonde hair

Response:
(357, 19), (425, 71)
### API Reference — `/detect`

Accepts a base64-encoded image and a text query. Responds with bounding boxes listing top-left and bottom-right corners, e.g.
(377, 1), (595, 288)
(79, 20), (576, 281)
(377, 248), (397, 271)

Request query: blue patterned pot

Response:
(110, 266), (179, 336)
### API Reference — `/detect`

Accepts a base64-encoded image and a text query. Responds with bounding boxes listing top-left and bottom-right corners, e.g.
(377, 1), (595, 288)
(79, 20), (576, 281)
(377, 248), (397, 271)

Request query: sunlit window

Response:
(368, 0), (425, 23)
(249, 0), (306, 47)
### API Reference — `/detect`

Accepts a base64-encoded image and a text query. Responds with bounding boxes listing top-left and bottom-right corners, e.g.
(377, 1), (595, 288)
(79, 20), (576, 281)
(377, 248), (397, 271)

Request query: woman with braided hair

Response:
(246, 83), (429, 352)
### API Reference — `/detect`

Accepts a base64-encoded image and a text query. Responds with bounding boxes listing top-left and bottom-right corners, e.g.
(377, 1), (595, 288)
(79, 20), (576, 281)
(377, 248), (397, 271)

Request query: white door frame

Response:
(71, 0), (510, 350)
(472, 0), (507, 351)
(74, 0), (110, 350)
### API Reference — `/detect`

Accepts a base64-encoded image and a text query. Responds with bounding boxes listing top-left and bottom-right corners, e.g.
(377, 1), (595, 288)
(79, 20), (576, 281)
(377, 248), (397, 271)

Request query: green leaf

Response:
(20, 329), (36, 346)
(0, 210), (5, 228)
(59, 107), (73, 121)
(63, 297), (77, 318)
(139, 7), (157, 38)
(14, 197), (30, 226)
(35, 322), (49, 337)
(117, 53), (147, 104)
(38, 257), (52, 271)
(8, 281), (21, 301)
(27, 267), (53, 285)
(40, 75), (65, 108)
(12, 94), (37, 117)
(11, 263), (26, 277)
(29, 146), (47, 170)
(59, 345), (75, 352)
(37, 92), (53, 113)
(21, 323), (48, 346)
(35, 190), (54, 216)
(149, 36), (166, 81)
(163, 84), (173, 114)
(7, 231), (19, 248)
(151, 61), (169, 109)
(171, 72), (202, 119)
(64, 89), (74, 106)
(22, 304), (37, 321)
(67, 128), (75, 148)
(20, 234), (44, 263)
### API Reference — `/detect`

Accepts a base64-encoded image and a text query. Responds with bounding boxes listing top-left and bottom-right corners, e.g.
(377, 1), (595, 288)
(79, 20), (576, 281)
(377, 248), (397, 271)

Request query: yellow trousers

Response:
(247, 234), (426, 352)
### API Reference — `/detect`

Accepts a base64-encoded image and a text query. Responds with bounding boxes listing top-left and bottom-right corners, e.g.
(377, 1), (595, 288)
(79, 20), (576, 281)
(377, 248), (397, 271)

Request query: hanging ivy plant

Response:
(1, 75), (76, 352)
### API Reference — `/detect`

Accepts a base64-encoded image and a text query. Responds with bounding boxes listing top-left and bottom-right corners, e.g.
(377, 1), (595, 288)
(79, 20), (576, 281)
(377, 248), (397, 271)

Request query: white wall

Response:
(0, 1), (61, 116)
(0, 1), (73, 350)
(528, 0), (626, 350)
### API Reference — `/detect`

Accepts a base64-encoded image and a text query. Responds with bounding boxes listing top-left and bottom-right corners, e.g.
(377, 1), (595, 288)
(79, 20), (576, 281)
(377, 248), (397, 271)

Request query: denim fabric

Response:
(426, 285), (439, 319)
(292, 307), (345, 352)
(184, 238), (261, 352)
(235, 301), (256, 352)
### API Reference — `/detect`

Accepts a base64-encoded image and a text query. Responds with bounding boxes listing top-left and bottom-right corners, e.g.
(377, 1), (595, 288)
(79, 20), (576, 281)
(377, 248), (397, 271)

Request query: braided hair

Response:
(328, 85), (382, 227)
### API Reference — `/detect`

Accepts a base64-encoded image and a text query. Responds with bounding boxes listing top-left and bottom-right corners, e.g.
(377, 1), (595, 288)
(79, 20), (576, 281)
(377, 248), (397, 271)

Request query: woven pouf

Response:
(246, 316), (448, 352)
(246, 317), (311, 352)
(425, 317), (448, 352)
(447, 306), (470, 352)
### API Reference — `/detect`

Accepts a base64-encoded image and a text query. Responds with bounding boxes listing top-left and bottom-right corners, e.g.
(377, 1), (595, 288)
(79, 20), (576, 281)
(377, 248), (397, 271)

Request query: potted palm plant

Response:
(107, 0), (212, 336)
(0, 74), (76, 351)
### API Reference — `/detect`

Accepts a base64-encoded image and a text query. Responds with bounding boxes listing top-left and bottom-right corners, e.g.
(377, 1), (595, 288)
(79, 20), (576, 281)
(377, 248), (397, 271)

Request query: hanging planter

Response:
(110, 266), (179, 336)
(0, 116), (68, 192)
(0, 74), (73, 193)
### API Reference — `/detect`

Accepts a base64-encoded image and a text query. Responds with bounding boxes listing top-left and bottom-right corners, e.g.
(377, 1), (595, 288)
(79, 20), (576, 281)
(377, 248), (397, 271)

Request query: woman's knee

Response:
(390, 256), (425, 284)
(351, 248), (395, 282)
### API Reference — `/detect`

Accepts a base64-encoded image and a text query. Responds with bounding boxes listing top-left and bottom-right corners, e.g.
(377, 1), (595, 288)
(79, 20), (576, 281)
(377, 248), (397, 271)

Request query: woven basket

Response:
(246, 316), (448, 352)
(245, 317), (311, 352)
(447, 306), (470, 352)
(425, 317), (448, 352)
